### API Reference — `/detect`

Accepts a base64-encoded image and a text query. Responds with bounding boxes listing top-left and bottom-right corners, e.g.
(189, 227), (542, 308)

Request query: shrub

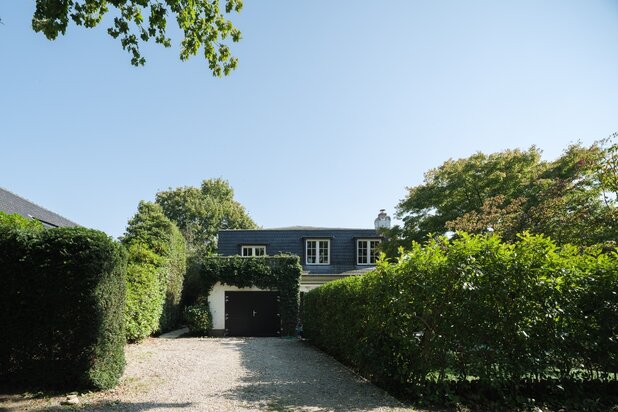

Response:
(122, 201), (187, 341)
(0, 225), (127, 390)
(184, 298), (212, 336)
(304, 233), (618, 399)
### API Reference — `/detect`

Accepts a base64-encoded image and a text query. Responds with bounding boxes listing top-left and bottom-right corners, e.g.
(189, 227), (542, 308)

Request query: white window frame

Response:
(241, 245), (266, 257)
(305, 239), (330, 265)
(357, 239), (381, 265)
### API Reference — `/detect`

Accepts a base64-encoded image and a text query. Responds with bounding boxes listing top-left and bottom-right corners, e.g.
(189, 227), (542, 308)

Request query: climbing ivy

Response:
(194, 255), (302, 336)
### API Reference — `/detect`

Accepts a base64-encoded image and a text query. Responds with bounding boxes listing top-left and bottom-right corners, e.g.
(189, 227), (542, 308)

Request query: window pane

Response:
(319, 241), (329, 264)
(357, 240), (367, 264)
(255, 247), (265, 256)
(242, 247), (252, 256)
(307, 241), (316, 263)
(369, 240), (380, 263)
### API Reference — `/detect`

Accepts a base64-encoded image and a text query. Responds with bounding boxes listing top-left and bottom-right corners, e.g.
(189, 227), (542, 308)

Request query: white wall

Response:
(208, 282), (275, 330)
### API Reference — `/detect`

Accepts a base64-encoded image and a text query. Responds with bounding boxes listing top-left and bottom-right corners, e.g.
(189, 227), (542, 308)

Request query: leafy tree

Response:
(0, 211), (44, 230)
(155, 178), (256, 255)
(387, 137), (617, 254)
(31, 0), (243, 74)
(595, 132), (618, 200)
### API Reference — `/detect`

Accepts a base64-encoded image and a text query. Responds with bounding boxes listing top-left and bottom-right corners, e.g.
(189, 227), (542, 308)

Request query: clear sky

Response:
(1, 1), (617, 238)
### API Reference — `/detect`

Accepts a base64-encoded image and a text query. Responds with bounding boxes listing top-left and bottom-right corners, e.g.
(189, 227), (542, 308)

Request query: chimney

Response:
(374, 209), (391, 230)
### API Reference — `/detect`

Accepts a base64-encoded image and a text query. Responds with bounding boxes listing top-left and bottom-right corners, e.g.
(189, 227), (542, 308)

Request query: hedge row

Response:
(0, 225), (127, 389)
(304, 233), (618, 393)
(122, 201), (187, 341)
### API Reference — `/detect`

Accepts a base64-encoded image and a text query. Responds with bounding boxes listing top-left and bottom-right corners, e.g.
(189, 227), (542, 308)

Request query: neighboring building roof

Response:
(0, 187), (79, 228)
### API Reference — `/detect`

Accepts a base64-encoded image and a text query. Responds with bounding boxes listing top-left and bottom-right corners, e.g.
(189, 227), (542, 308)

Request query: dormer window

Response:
(357, 239), (380, 265)
(306, 239), (330, 265)
(241, 245), (266, 257)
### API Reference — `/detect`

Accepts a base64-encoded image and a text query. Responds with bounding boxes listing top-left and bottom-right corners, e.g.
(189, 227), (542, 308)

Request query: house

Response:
(209, 210), (391, 336)
(0, 187), (78, 228)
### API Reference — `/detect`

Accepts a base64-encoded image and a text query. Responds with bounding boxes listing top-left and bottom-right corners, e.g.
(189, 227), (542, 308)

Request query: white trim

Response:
(305, 239), (330, 265)
(357, 239), (381, 265)
(241, 245), (266, 257)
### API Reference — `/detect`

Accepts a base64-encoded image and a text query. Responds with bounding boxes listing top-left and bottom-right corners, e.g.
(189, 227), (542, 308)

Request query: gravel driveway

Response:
(1, 336), (416, 411)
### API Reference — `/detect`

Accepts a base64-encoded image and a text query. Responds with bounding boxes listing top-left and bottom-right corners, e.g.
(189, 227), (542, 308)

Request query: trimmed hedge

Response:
(193, 255), (302, 336)
(122, 201), (187, 341)
(123, 243), (166, 342)
(304, 233), (618, 397)
(0, 226), (127, 390)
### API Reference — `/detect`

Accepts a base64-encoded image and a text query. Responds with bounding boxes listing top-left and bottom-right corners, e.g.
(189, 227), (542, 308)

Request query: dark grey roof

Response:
(221, 226), (374, 231)
(218, 227), (381, 275)
(0, 187), (78, 228)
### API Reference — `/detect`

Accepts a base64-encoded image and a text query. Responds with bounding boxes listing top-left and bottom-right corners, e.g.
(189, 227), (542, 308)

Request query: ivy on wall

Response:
(194, 255), (302, 336)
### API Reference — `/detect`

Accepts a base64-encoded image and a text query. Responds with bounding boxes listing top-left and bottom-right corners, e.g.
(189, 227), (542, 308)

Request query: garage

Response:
(225, 291), (281, 337)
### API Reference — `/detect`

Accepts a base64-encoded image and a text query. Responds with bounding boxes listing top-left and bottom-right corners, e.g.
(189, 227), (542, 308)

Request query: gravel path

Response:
(1, 336), (416, 411)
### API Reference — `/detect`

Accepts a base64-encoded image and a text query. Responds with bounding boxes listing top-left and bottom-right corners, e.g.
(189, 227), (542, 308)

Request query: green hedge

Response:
(122, 201), (187, 341)
(184, 297), (212, 336)
(195, 255), (302, 336)
(0, 226), (127, 390)
(304, 233), (618, 394)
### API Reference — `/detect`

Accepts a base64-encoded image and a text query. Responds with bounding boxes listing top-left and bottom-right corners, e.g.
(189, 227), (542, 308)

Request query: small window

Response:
(241, 245), (266, 257)
(357, 239), (380, 265)
(306, 239), (330, 265)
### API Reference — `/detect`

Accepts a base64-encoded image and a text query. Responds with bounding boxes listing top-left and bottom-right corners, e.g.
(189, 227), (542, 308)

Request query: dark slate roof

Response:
(218, 227), (381, 275)
(0, 187), (78, 228)
(222, 226), (375, 231)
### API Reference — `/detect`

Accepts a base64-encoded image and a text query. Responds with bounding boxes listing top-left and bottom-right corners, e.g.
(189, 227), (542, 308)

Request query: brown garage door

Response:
(225, 291), (280, 337)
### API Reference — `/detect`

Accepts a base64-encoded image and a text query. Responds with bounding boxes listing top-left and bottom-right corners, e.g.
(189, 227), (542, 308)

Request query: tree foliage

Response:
(32, 0), (243, 74)
(0, 211), (44, 231)
(155, 178), (256, 255)
(387, 137), (618, 254)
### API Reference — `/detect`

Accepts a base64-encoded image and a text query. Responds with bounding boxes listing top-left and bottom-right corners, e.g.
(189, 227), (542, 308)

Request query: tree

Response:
(387, 137), (617, 254)
(155, 178), (256, 255)
(32, 0), (243, 74)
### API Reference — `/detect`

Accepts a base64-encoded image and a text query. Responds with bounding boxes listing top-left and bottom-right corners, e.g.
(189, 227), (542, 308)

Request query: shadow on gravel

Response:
(221, 337), (407, 411)
(32, 401), (194, 411)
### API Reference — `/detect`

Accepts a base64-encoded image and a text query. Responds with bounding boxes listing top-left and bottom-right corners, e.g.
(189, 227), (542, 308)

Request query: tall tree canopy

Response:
(32, 0), (242, 73)
(155, 178), (256, 254)
(386, 136), (617, 254)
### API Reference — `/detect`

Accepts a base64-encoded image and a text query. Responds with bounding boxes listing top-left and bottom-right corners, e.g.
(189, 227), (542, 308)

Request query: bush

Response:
(184, 298), (212, 336)
(122, 201), (187, 341)
(0, 225), (127, 390)
(304, 233), (618, 403)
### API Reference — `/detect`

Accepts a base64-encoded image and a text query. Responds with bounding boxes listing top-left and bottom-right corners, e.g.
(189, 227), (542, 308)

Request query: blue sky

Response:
(1, 1), (617, 238)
